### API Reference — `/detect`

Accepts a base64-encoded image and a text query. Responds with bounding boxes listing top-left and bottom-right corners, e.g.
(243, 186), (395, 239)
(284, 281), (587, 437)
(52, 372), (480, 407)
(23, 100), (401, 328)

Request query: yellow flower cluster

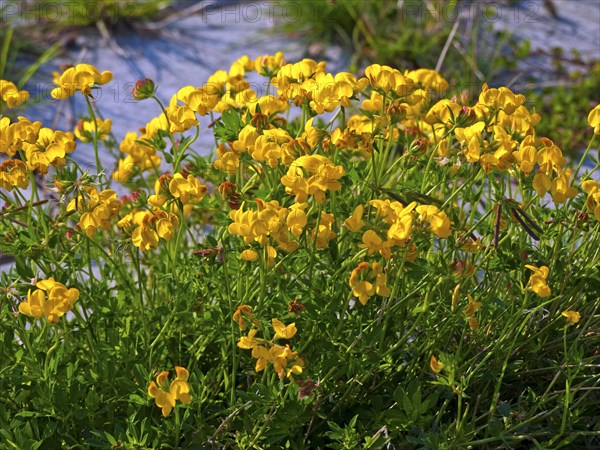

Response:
(367, 199), (451, 248)
(238, 318), (304, 379)
(22, 127), (76, 175)
(0, 79), (29, 108)
(51, 64), (113, 99)
(67, 188), (121, 238)
(525, 265), (551, 298)
(148, 366), (191, 417)
(1, 113), (76, 180)
(281, 155), (344, 204)
(74, 117), (112, 143)
(146, 94), (199, 135)
(148, 173), (207, 208)
(18, 278), (79, 323)
(112, 131), (161, 183)
(344, 201), (452, 263)
(0, 116), (42, 157)
(421, 83), (577, 204)
(228, 199), (301, 262)
(348, 261), (391, 305)
(118, 209), (179, 251)
(0, 159), (28, 191)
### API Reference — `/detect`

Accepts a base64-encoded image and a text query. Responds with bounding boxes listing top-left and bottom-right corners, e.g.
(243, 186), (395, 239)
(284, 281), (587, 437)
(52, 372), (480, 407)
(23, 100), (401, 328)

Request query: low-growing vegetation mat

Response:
(1, 42), (600, 450)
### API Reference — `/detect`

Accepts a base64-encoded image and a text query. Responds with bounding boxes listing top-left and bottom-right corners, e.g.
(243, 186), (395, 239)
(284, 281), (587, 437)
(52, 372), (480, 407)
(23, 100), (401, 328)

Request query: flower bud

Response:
(132, 78), (156, 101)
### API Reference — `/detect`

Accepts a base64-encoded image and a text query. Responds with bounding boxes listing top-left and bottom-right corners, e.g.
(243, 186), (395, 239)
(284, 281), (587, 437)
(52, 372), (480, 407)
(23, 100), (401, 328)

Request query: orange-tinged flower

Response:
(241, 249), (259, 261)
(430, 355), (445, 373)
(233, 305), (259, 330)
(465, 293), (482, 317)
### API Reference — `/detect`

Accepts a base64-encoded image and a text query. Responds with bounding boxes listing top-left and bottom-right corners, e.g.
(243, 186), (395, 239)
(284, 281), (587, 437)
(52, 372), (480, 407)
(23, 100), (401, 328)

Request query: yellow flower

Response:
(359, 230), (393, 260)
(550, 169), (577, 204)
(18, 278), (79, 323)
(465, 294), (482, 315)
(344, 205), (365, 232)
(312, 211), (337, 249)
(532, 171), (552, 198)
(451, 284), (460, 311)
(561, 310), (580, 325)
(476, 84), (525, 116)
(0, 116), (42, 157)
(387, 214), (413, 242)
(272, 318), (297, 340)
(168, 173), (208, 204)
(525, 265), (551, 298)
(588, 104), (600, 135)
(238, 325), (304, 379)
(308, 72), (357, 114)
(238, 328), (261, 349)
(281, 155), (344, 204)
(0, 79), (29, 108)
(416, 205), (452, 238)
(252, 345), (271, 372)
(241, 249), (259, 261)
(112, 131), (160, 182)
(364, 64), (415, 97)
(131, 220), (160, 251)
(405, 68), (449, 93)
(0, 159), (29, 191)
(74, 117), (112, 142)
(286, 204), (307, 238)
(22, 128), (77, 174)
(51, 64), (113, 99)
(349, 261), (390, 305)
(424, 99), (462, 126)
(513, 143), (538, 175)
(254, 51), (286, 76)
(67, 188), (121, 238)
(582, 180), (600, 221)
(148, 366), (191, 417)
(177, 85), (221, 115)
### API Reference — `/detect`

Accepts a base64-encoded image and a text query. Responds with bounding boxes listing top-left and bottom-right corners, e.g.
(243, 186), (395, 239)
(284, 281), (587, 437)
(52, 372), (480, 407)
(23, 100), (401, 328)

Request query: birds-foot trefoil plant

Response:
(1, 53), (599, 448)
